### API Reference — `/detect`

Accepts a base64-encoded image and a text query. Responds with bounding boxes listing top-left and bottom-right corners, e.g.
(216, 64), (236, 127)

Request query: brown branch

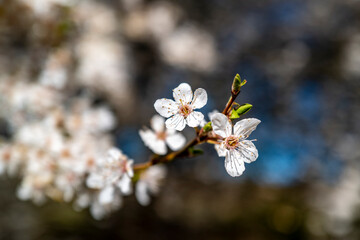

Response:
(222, 91), (240, 116)
(133, 135), (207, 172)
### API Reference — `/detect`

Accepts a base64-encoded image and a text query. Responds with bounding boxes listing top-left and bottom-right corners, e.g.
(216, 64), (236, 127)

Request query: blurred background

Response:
(0, 0), (360, 239)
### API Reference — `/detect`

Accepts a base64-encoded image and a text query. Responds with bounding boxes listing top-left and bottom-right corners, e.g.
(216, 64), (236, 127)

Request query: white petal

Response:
(126, 160), (134, 178)
(151, 139), (167, 155)
(215, 143), (226, 157)
(208, 110), (219, 120)
(173, 83), (193, 104)
(154, 99), (178, 118)
(191, 88), (207, 109)
(238, 140), (258, 163)
(225, 150), (246, 177)
(99, 185), (114, 205)
(108, 148), (121, 161)
(63, 188), (74, 202)
(139, 129), (157, 145)
(150, 115), (165, 133)
(136, 181), (150, 206)
(211, 113), (232, 138)
(199, 119), (207, 127)
(74, 193), (91, 210)
(90, 202), (106, 220)
(139, 129), (167, 155)
(234, 118), (261, 139)
(17, 184), (32, 200)
(165, 114), (186, 131)
(86, 173), (104, 189)
(117, 175), (132, 195)
(165, 132), (186, 151)
(186, 111), (204, 127)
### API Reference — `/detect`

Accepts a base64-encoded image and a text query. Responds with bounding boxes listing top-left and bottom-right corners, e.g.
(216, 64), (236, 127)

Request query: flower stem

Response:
(222, 92), (239, 116)
(133, 134), (207, 172)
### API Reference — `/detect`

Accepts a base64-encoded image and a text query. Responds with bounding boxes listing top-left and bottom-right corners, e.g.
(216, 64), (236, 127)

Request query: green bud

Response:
(231, 74), (241, 95)
(240, 79), (247, 87)
(229, 103), (252, 119)
(230, 110), (240, 120)
(202, 121), (212, 132)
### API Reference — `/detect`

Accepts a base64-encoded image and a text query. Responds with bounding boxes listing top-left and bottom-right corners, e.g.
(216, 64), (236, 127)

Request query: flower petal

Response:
(165, 114), (186, 131)
(165, 132), (186, 151)
(211, 113), (232, 138)
(154, 98), (178, 118)
(215, 143), (226, 157)
(126, 160), (134, 178)
(99, 185), (114, 205)
(173, 83), (193, 104)
(139, 129), (167, 155)
(238, 140), (258, 163)
(90, 202), (106, 220)
(86, 173), (104, 189)
(225, 150), (246, 177)
(186, 111), (204, 127)
(150, 114), (165, 133)
(191, 88), (207, 109)
(117, 175), (132, 195)
(135, 181), (150, 206)
(74, 193), (91, 210)
(208, 109), (219, 120)
(234, 118), (261, 139)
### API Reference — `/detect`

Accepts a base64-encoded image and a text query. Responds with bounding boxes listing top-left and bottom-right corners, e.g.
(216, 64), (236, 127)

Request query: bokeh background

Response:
(1, 0), (360, 239)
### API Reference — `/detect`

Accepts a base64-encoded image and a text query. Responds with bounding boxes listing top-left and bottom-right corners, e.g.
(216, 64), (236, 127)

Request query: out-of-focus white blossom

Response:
(342, 34), (360, 78)
(0, 80), (62, 119)
(310, 167), (360, 237)
(86, 148), (133, 218)
(19, 0), (75, 18)
(123, 1), (181, 40)
(38, 48), (71, 90)
(74, 1), (133, 111)
(16, 149), (55, 205)
(136, 165), (167, 206)
(139, 115), (186, 155)
(159, 26), (217, 72)
(154, 83), (207, 131)
(0, 77), (131, 218)
(211, 113), (260, 177)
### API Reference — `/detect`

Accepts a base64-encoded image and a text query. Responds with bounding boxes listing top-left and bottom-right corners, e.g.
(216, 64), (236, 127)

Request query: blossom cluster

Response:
(0, 77), (260, 219)
(0, 80), (165, 219)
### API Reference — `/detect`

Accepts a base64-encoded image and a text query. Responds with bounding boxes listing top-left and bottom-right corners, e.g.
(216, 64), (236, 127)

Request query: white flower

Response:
(154, 83), (207, 131)
(139, 115), (186, 155)
(86, 148), (134, 207)
(135, 165), (167, 206)
(211, 113), (261, 177)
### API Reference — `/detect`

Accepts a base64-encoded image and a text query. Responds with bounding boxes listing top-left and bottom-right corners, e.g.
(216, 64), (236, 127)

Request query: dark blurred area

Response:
(1, 0), (360, 239)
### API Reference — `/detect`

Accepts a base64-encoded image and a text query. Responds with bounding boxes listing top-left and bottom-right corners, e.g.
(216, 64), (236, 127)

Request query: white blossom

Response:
(154, 83), (207, 131)
(86, 148), (133, 211)
(139, 114), (186, 155)
(211, 113), (261, 177)
(135, 165), (167, 206)
(16, 149), (55, 205)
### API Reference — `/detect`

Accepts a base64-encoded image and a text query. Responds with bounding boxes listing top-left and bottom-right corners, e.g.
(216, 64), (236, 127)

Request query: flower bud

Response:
(230, 103), (252, 119)
(202, 121), (212, 133)
(231, 74), (241, 95)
